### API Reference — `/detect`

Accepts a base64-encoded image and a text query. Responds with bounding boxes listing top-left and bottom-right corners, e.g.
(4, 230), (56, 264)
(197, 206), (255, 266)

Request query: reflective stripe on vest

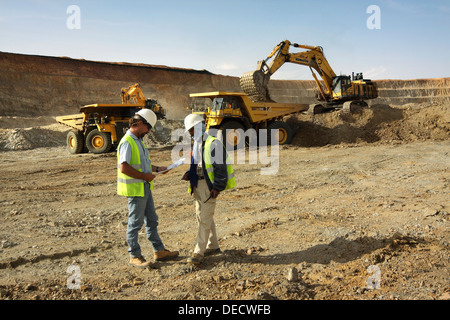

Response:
(204, 135), (236, 190)
(117, 134), (153, 197)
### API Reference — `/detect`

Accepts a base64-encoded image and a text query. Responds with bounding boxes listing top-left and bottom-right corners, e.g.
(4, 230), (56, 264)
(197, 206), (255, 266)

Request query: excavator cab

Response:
(332, 75), (352, 96)
(331, 73), (377, 104)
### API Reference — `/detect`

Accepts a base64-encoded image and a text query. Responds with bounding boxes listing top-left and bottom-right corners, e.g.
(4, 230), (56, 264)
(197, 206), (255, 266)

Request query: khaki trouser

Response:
(192, 179), (219, 256)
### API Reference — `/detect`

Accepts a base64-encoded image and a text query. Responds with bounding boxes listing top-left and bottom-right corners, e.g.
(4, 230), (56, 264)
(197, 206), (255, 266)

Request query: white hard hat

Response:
(136, 109), (157, 128)
(184, 114), (204, 132)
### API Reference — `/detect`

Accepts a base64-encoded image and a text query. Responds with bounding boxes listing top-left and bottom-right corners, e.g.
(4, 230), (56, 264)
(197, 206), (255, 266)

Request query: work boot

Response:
(129, 256), (153, 268)
(187, 254), (203, 266)
(154, 249), (179, 261)
(204, 248), (221, 256)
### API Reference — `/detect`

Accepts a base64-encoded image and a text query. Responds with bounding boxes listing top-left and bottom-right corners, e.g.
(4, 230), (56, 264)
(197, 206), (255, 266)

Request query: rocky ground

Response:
(0, 103), (448, 303)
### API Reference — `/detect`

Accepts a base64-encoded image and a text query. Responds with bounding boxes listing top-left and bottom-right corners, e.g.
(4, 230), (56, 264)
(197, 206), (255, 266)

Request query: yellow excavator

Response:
(240, 40), (378, 112)
(121, 83), (166, 117)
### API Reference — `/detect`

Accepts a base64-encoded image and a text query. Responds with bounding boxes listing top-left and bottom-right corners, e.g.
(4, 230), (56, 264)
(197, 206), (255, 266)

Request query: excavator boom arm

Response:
(287, 47), (336, 98)
(120, 83), (166, 119)
(241, 40), (337, 102)
(121, 83), (147, 105)
(262, 41), (336, 96)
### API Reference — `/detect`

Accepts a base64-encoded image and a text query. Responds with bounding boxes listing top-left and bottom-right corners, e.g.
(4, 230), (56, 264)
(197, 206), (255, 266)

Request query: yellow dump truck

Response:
(189, 91), (309, 148)
(56, 84), (165, 154)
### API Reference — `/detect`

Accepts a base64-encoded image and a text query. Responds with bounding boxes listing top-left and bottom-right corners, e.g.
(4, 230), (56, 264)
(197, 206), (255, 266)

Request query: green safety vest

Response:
(189, 135), (236, 193)
(117, 134), (153, 197)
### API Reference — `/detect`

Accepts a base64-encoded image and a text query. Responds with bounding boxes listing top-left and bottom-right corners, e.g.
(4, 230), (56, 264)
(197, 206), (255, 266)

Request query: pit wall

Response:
(1, 52), (448, 121)
(269, 78), (450, 106)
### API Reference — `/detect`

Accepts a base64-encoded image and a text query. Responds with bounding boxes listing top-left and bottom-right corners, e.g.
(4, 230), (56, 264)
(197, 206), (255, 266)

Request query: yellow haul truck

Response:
(189, 91), (308, 148)
(56, 84), (165, 154)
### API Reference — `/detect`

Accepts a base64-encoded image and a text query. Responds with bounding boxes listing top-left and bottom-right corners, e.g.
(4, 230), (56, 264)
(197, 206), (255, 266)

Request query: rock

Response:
(255, 291), (277, 300)
(25, 284), (38, 291)
(1, 240), (16, 248)
(287, 267), (298, 282)
(80, 285), (92, 292)
(212, 275), (224, 282)
(120, 283), (131, 289)
(440, 292), (450, 300)
(0, 289), (11, 298)
(117, 221), (127, 229)
(236, 280), (246, 292)
(247, 246), (264, 255)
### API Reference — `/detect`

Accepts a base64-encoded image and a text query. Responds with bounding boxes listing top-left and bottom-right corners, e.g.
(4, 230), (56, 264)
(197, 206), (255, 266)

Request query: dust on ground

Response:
(0, 103), (449, 301)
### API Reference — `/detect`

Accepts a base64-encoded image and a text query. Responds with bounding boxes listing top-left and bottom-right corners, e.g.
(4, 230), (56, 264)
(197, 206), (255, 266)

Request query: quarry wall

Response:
(1, 51), (449, 120)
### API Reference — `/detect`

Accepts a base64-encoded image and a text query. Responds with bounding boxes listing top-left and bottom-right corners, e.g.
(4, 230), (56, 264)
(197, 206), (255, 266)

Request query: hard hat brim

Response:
(185, 120), (203, 132)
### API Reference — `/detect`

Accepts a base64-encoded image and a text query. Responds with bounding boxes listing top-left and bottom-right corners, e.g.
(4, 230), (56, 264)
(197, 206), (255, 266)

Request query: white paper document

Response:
(156, 158), (186, 174)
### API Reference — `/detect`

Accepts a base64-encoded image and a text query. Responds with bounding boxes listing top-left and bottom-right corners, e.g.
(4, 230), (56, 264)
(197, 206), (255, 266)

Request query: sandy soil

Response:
(0, 103), (448, 302)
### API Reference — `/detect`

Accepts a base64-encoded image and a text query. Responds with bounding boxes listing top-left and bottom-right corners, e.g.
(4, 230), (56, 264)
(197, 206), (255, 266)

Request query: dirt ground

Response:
(0, 103), (449, 302)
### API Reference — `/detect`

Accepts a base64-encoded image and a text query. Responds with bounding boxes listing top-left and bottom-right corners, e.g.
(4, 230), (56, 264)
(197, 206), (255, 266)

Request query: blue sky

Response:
(1, 0), (449, 80)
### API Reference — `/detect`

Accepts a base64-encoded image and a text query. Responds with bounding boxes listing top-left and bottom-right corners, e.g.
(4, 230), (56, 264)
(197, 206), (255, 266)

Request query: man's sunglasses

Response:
(142, 120), (152, 130)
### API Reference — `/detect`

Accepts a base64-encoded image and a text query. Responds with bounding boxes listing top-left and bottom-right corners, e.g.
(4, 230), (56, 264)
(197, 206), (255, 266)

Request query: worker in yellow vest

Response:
(117, 109), (179, 268)
(182, 114), (236, 266)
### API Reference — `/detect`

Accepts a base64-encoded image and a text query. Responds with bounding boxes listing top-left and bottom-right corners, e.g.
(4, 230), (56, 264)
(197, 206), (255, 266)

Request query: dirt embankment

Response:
(1, 51), (450, 119)
(0, 51), (240, 120)
(269, 78), (450, 106)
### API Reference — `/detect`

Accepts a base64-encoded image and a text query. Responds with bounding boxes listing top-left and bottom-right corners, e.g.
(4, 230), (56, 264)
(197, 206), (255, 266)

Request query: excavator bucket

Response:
(239, 70), (273, 102)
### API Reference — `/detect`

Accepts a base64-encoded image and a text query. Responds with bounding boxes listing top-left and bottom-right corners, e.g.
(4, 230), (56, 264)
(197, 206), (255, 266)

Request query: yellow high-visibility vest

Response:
(117, 134), (153, 197)
(188, 135), (236, 193)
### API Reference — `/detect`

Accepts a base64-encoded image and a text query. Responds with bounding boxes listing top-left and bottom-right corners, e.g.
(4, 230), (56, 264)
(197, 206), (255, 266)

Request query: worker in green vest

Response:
(182, 114), (236, 266)
(117, 109), (179, 268)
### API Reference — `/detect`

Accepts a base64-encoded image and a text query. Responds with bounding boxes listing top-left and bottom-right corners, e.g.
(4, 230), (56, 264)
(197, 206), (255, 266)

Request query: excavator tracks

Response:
(239, 70), (273, 102)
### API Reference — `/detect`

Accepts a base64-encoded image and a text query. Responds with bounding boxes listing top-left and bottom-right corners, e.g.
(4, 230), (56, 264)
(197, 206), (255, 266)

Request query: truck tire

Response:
(219, 121), (245, 150)
(86, 129), (112, 154)
(268, 121), (293, 145)
(66, 130), (84, 154)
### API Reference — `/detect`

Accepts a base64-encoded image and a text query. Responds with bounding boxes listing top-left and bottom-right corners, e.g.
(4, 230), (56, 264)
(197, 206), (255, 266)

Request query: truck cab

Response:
(208, 96), (244, 127)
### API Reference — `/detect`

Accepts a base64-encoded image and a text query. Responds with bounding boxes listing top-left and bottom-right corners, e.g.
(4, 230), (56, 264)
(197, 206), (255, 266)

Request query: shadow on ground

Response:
(204, 233), (422, 268)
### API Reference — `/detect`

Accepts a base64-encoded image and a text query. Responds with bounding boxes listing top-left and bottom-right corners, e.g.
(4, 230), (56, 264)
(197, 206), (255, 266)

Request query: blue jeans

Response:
(126, 183), (165, 258)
